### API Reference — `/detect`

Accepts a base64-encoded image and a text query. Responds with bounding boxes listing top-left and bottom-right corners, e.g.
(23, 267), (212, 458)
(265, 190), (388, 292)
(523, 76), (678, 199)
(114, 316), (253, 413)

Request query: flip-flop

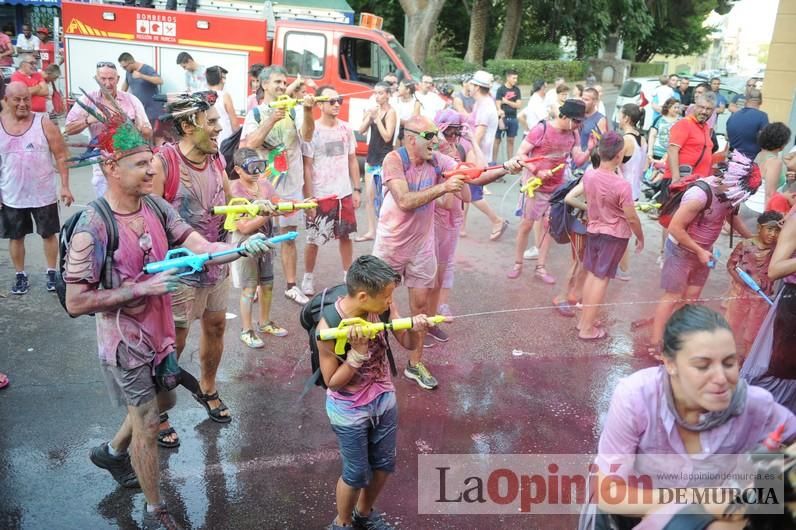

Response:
(354, 234), (374, 242)
(578, 328), (608, 341)
(553, 300), (575, 317)
(507, 263), (522, 279)
(577, 319), (604, 331)
(490, 220), (509, 241)
(0, 372), (8, 390)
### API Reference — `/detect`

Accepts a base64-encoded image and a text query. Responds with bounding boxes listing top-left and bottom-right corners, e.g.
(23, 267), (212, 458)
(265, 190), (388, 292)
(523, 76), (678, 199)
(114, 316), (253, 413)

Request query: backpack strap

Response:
(142, 195), (169, 232)
(693, 179), (713, 212)
(89, 197), (118, 290)
(397, 146), (410, 173)
(455, 142), (466, 162)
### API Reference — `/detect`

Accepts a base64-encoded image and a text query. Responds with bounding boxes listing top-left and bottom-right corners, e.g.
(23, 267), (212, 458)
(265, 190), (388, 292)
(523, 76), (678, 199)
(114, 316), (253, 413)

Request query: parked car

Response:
(611, 76), (740, 135)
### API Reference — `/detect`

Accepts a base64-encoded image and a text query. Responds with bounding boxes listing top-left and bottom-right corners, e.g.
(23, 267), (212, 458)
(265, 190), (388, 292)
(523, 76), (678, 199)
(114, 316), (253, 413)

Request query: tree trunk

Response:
(464, 0), (490, 65)
(495, 0), (523, 59)
(399, 0), (447, 68)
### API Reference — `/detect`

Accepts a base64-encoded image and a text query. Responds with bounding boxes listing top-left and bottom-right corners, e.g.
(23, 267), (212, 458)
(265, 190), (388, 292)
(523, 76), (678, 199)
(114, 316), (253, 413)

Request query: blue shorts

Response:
(326, 391), (398, 488)
(660, 238), (711, 293)
(469, 183), (484, 202)
(583, 232), (629, 280)
(496, 117), (519, 138)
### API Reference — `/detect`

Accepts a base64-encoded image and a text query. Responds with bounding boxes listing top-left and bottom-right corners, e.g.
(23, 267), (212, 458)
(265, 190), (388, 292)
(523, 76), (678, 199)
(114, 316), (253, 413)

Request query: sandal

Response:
(534, 265), (556, 284)
(507, 262), (523, 279)
(489, 219), (509, 241)
(157, 412), (180, 449)
(578, 328), (608, 341)
(193, 390), (232, 423)
(553, 299), (575, 317)
(0, 372), (8, 390)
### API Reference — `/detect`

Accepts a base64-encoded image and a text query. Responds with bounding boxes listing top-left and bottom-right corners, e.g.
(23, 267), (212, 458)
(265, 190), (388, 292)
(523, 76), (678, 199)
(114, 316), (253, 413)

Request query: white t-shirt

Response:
(15, 34), (40, 52)
(301, 120), (356, 198)
(653, 85), (674, 108)
(242, 104), (304, 196)
(416, 91), (445, 120)
(472, 96), (498, 161)
(521, 93), (547, 133)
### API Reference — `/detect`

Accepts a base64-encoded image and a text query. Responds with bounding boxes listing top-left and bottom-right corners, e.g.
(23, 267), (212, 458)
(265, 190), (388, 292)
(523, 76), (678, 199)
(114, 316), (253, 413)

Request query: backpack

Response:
(220, 107), (260, 181)
(56, 196), (169, 317)
(658, 179), (712, 229)
(299, 284), (397, 392)
(547, 175), (587, 244)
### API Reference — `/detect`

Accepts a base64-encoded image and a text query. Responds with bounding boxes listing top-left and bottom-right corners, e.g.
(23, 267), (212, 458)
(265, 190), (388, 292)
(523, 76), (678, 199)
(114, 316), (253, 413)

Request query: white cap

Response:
(469, 70), (494, 88)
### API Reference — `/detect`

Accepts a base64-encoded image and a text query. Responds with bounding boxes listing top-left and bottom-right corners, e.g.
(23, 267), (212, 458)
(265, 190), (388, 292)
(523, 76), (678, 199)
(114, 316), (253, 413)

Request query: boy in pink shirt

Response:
(564, 132), (644, 340)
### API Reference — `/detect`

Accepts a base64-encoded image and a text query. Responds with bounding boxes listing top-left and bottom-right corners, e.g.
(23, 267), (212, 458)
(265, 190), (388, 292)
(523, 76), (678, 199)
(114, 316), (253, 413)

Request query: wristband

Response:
(353, 187), (362, 192)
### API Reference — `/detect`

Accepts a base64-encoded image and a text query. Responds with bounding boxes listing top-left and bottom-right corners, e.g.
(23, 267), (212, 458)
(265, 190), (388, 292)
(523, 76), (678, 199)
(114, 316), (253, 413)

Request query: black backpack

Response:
(299, 284), (397, 392)
(222, 107), (263, 180)
(56, 196), (168, 317)
(547, 175), (587, 245)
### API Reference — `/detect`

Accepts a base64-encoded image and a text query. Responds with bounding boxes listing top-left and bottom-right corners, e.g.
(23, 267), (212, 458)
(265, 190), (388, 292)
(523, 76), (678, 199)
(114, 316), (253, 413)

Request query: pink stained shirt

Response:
(594, 366), (796, 529)
(63, 197), (194, 368)
(0, 113), (58, 208)
(0, 33), (13, 67)
(228, 178), (276, 243)
(373, 150), (458, 260)
(522, 121), (581, 193)
(326, 298), (395, 407)
(582, 167), (634, 239)
(433, 140), (468, 230)
(301, 120), (356, 198)
(674, 181), (735, 250)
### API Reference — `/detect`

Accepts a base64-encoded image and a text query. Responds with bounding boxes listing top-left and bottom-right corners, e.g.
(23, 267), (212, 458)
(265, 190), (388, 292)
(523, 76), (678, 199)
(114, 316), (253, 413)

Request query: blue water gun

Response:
(143, 232), (298, 276)
(707, 248), (721, 269)
(735, 267), (774, 306)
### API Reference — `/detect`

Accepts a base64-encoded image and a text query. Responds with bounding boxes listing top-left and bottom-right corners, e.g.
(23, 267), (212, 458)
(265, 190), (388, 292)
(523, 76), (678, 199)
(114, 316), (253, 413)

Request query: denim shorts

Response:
(326, 391), (398, 488)
(660, 238), (710, 293)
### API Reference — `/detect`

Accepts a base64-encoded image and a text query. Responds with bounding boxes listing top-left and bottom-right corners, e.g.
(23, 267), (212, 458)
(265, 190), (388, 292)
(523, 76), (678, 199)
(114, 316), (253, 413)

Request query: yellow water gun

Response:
(636, 202), (661, 212)
(520, 178), (543, 198)
(318, 315), (447, 355)
(211, 197), (319, 230)
(269, 94), (331, 111)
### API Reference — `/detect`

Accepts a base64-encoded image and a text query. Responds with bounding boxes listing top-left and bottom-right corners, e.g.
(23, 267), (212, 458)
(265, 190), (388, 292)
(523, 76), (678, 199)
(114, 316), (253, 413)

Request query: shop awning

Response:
(0, 0), (60, 6)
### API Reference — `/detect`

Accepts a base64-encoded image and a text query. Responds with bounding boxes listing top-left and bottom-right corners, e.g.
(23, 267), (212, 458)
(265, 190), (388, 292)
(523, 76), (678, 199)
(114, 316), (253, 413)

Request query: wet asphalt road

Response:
(0, 153), (736, 530)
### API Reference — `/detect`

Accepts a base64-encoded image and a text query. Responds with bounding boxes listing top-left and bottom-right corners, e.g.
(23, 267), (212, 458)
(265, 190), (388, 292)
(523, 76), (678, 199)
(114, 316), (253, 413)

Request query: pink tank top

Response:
(0, 113), (58, 208)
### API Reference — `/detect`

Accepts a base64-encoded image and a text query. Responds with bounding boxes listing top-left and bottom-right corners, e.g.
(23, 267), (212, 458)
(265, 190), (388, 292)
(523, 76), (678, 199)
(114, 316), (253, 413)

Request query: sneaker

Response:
(46, 269), (57, 292)
(427, 326), (449, 343)
(301, 273), (315, 296)
(240, 330), (264, 349)
(404, 361), (438, 390)
(143, 504), (182, 530)
(615, 270), (631, 282)
(353, 508), (394, 530)
(438, 303), (452, 317)
(257, 320), (288, 337)
(326, 520), (351, 530)
(285, 286), (309, 305)
(89, 442), (139, 488)
(11, 272), (29, 295)
(523, 246), (539, 260)
(422, 336), (435, 349)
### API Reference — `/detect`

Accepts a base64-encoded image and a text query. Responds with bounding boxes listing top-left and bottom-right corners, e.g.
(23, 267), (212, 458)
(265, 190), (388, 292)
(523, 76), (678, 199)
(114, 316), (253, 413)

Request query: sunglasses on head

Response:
(325, 96), (344, 105)
(405, 128), (439, 141)
(241, 158), (268, 175)
(97, 61), (117, 69)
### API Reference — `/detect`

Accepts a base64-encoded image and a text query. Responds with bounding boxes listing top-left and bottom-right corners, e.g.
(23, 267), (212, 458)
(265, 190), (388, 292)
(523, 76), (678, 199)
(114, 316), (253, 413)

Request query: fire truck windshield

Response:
(388, 39), (423, 81)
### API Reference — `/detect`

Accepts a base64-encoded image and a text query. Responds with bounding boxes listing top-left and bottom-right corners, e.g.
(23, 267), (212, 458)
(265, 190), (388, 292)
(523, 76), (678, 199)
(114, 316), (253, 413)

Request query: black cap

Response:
(559, 99), (586, 119)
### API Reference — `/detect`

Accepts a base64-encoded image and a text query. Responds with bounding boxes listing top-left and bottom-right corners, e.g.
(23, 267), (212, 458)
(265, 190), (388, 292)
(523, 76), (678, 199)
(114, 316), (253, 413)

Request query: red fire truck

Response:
(61, 0), (422, 151)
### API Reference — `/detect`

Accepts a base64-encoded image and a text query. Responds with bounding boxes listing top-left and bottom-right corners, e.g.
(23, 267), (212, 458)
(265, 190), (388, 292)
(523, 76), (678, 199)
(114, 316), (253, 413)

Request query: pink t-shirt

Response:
(64, 197), (194, 368)
(228, 178), (276, 243)
(434, 140), (467, 230)
(0, 33), (12, 67)
(522, 121), (578, 193)
(302, 120), (356, 198)
(676, 182), (735, 250)
(327, 298), (395, 407)
(583, 167), (634, 239)
(373, 150), (457, 260)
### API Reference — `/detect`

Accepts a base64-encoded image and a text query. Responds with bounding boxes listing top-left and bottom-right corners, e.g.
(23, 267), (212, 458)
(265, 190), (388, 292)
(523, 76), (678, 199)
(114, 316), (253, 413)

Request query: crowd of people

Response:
(1, 37), (796, 528)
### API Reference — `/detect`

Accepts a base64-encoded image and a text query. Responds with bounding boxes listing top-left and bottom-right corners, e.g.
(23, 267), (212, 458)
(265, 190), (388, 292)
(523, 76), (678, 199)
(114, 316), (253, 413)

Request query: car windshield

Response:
(619, 80), (641, 98)
(388, 38), (423, 81)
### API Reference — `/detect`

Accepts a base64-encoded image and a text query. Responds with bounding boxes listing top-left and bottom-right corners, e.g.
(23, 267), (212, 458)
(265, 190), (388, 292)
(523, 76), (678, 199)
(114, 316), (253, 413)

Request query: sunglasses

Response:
(442, 126), (463, 136)
(405, 128), (439, 141)
(96, 61), (117, 69)
(241, 158), (268, 175)
(325, 97), (344, 105)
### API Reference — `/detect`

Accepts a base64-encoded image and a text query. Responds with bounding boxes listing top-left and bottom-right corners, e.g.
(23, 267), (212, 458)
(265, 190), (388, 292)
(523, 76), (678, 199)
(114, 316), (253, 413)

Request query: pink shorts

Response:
(435, 225), (460, 289)
(517, 191), (552, 222)
(374, 244), (437, 289)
